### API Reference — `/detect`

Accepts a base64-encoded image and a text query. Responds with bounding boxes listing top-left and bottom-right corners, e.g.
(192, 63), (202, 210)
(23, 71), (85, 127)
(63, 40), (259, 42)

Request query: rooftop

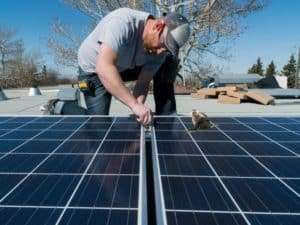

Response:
(0, 85), (300, 116)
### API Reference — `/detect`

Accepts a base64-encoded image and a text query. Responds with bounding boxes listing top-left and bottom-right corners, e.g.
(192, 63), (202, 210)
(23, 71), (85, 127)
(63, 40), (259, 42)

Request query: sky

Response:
(0, 0), (299, 76)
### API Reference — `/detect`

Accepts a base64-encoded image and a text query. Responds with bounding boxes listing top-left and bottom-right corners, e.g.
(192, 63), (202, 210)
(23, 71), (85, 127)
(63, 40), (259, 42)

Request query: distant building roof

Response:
(213, 73), (262, 85)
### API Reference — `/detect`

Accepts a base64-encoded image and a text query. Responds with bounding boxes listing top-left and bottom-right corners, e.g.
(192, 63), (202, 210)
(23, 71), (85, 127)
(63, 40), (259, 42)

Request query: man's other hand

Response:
(131, 102), (152, 125)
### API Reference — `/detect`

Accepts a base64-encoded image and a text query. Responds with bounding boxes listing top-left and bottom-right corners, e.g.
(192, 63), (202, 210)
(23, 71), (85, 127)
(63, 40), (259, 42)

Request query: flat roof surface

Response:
(0, 85), (300, 116)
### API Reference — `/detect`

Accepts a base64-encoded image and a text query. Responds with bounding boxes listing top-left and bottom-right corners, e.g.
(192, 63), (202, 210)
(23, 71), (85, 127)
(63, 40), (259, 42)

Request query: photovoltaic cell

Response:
(59, 209), (137, 225)
(162, 177), (237, 211)
(99, 141), (140, 154)
(197, 142), (247, 155)
(167, 212), (248, 225)
(0, 174), (25, 199)
(0, 154), (47, 172)
(55, 140), (101, 153)
(0, 130), (7, 136)
(70, 175), (138, 208)
(159, 155), (214, 176)
(0, 122), (24, 129)
(70, 130), (106, 140)
(156, 130), (191, 140)
(0, 116), (11, 121)
(34, 130), (74, 140)
(225, 131), (269, 141)
(111, 122), (140, 130)
(191, 131), (230, 141)
(223, 178), (300, 212)
(106, 131), (140, 140)
(50, 122), (81, 130)
(14, 140), (62, 153)
(35, 117), (61, 123)
(20, 122), (53, 130)
(35, 154), (94, 174)
(0, 207), (62, 225)
(0, 130), (41, 139)
(257, 157), (300, 178)
(263, 117), (295, 123)
(207, 156), (272, 177)
(0, 140), (24, 153)
(280, 123), (300, 131)
(88, 155), (139, 174)
(157, 141), (200, 155)
(247, 214), (300, 225)
(2, 175), (81, 206)
(284, 179), (300, 193)
(80, 122), (111, 130)
(9, 117), (36, 122)
(238, 142), (294, 156)
(247, 123), (286, 131)
(216, 123), (250, 131)
(261, 131), (300, 141)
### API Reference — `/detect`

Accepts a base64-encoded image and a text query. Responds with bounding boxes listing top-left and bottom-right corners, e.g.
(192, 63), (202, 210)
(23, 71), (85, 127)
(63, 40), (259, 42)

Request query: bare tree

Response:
(48, 0), (268, 76)
(0, 26), (22, 77)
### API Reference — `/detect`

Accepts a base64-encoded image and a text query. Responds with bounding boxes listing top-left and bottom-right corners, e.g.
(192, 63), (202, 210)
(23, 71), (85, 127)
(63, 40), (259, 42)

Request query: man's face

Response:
(143, 20), (169, 56)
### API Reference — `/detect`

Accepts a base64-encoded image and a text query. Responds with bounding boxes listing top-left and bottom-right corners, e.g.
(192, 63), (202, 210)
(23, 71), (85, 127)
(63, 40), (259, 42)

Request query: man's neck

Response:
(143, 17), (155, 41)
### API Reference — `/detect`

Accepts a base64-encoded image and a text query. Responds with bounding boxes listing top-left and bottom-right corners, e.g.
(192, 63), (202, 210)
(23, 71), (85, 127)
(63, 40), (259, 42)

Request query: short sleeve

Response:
(98, 19), (132, 53)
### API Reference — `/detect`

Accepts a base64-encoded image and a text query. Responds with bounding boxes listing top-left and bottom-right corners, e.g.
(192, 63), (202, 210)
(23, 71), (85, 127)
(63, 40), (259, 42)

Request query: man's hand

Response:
(131, 102), (152, 125)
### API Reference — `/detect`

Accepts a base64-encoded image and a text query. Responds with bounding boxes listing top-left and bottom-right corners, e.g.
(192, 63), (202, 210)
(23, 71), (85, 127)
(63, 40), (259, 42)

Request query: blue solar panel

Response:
(0, 116), (144, 225)
(0, 115), (299, 225)
(152, 116), (300, 225)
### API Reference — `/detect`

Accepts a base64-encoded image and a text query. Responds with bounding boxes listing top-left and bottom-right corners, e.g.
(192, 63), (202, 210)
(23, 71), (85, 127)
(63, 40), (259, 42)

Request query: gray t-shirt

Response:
(78, 8), (165, 74)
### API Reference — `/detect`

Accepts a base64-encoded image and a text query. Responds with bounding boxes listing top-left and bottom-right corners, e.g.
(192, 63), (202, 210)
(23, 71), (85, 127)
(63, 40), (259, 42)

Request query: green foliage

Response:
(265, 61), (276, 76)
(248, 57), (264, 76)
(282, 55), (297, 88)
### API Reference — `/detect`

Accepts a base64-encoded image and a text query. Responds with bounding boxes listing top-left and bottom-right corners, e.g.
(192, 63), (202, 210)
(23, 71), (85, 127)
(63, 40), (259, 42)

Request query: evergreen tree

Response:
(248, 57), (264, 76)
(282, 55), (296, 88)
(265, 61), (276, 76)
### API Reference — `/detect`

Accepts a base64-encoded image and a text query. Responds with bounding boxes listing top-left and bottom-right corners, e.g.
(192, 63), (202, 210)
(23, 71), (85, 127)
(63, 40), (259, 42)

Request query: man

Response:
(78, 8), (190, 125)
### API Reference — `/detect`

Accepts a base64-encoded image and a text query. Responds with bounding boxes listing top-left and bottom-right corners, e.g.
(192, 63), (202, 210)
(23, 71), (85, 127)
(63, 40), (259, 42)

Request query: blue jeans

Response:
(78, 57), (177, 115)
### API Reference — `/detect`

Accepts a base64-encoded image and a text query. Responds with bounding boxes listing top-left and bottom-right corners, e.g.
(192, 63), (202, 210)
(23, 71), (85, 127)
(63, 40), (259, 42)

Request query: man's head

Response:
(143, 12), (190, 57)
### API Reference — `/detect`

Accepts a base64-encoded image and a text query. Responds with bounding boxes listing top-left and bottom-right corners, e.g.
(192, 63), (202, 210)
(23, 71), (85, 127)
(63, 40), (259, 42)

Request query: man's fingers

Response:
(143, 113), (149, 125)
(146, 110), (152, 125)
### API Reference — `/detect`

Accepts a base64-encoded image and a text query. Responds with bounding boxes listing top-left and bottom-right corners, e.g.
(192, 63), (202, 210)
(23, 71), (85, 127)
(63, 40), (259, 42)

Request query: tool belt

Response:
(78, 75), (96, 96)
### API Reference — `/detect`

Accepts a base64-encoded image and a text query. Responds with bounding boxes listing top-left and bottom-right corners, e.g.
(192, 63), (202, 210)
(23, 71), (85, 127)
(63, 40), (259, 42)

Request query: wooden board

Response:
(216, 86), (239, 94)
(197, 88), (217, 97)
(246, 91), (275, 105)
(218, 94), (241, 104)
(227, 91), (248, 100)
(191, 93), (209, 99)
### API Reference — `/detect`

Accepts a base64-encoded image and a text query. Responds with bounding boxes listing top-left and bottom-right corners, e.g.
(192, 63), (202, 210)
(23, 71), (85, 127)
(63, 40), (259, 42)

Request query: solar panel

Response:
(0, 115), (299, 225)
(0, 116), (146, 225)
(152, 116), (300, 225)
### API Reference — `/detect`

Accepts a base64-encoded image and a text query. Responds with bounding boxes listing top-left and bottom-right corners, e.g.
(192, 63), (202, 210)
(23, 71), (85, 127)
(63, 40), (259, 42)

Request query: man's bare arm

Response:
(95, 43), (152, 125)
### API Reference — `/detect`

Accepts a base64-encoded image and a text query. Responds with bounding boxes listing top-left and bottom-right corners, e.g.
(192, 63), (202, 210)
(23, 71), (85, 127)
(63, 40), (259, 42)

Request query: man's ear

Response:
(153, 20), (166, 34)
